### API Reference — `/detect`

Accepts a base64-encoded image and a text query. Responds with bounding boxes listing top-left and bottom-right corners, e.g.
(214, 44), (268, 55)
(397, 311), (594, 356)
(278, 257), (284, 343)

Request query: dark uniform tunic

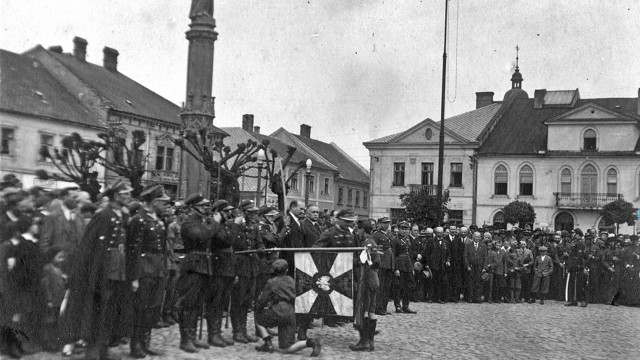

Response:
(175, 212), (213, 335)
(206, 219), (235, 341)
(230, 219), (264, 337)
(372, 230), (395, 314)
(64, 206), (128, 359)
(126, 208), (167, 350)
(584, 243), (601, 303)
(392, 234), (414, 310)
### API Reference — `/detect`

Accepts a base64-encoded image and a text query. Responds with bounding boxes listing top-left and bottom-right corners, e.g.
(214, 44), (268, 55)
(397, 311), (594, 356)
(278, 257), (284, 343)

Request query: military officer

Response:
(229, 200), (264, 344)
(126, 184), (171, 358)
(392, 221), (416, 313)
(174, 194), (214, 353)
(206, 200), (236, 347)
(565, 232), (588, 307)
(372, 217), (395, 315)
(68, 180), (131, 360)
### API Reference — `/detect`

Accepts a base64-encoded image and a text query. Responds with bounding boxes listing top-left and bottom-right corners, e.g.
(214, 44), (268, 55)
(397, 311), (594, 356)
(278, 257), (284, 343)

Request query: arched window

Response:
(583, 129), (596, 150)
(560, 169), (572, 195)
(581, 164), (597, 195)
(555, 212), (574, 231)
(493, 211), (506, 230)
(494, 165), (508, 195)
(519, 165), (533, 196)
(606, 169), (617, 196)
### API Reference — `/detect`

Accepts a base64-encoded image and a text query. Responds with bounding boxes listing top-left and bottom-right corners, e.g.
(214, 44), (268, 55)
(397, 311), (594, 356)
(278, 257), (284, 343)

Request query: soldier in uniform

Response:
(64, 180), (131, 360)
(229, 200), (264, 343)
(126, 184), (171, 358)
(205, 200), (236, 347)
(372, 217), (395, 315)
(391, 221), (416, 313)
(174, 194), (214, 353)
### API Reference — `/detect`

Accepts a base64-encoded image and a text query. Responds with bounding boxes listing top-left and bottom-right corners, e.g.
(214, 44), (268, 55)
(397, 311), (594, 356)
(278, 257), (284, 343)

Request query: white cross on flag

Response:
(294, 251), (354, 317)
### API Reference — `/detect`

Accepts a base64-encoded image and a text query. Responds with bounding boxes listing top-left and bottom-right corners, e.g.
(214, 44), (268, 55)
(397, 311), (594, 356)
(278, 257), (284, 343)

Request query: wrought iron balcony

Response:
(150, 170), (179, 183)
(553, 192), (622, 209)
(409, 184), (438, 195)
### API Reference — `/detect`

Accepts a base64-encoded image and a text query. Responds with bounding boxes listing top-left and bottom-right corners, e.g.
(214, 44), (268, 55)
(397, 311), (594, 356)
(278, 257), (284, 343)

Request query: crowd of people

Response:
(1, 172), (639, 359)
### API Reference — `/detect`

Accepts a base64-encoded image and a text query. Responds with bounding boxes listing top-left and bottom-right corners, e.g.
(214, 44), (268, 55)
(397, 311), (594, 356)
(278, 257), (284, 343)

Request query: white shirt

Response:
(290, 212), (300, 227)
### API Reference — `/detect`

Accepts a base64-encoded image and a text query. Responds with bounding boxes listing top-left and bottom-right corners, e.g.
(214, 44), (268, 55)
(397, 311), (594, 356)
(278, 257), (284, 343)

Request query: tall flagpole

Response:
(436, 0), (449, 226)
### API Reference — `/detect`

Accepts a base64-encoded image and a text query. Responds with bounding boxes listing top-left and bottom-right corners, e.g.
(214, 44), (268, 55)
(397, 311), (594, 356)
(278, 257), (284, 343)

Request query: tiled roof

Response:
(478, 97), (640, 155)
(364, 102), (502, 145)
(292, 134), (370, 184)
(444, 103), (502, 141)
(0, 49), (104, 128)
(366, 131), (404, 144)
(38, 49), (181, 125)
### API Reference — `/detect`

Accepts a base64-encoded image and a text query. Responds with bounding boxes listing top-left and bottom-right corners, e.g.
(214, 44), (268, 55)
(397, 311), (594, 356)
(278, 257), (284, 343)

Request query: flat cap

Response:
(538, 246), (548, 251)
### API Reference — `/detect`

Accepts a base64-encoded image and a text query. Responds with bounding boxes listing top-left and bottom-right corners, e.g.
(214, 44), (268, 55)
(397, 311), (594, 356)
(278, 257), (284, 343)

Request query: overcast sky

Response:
(2, 0), (639, 168)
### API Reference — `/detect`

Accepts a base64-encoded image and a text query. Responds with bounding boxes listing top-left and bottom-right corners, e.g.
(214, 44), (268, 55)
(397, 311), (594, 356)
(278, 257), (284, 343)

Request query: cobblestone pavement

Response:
(20, 300), (640, 360)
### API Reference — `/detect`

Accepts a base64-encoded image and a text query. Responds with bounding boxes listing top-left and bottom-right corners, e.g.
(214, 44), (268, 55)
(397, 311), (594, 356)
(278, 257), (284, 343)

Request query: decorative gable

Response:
(389, 119), (468, 145)
(545, 103), (637, 124)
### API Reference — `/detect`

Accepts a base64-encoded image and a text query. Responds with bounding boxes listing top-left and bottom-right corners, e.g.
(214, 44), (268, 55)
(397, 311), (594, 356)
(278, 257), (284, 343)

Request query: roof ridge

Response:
(270, 129), (338, 171)
(329, 142), (370, 177)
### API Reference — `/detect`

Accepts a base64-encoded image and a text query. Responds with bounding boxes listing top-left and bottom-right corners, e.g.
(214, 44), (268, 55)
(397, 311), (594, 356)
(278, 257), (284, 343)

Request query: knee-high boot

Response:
(367, 319), (377, 351)
(348, 318), (370, 351)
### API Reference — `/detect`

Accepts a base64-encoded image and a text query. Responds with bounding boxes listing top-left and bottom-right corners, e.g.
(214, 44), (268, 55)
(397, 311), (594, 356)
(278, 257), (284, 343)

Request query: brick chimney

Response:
(73, 36), (87, 61)
(48, 46), (63, 53)
(534, 89), (547, 109)
(242, 114), (254, 132)
(103, 47), (119, 72)
(253, 126), (260, 134)
(300, 124), (311, 138)
(475, 92), (494, 109)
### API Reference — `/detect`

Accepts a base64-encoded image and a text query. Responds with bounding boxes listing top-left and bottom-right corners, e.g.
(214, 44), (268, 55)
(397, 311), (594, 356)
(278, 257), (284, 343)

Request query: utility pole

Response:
(436, 0), (449, 226)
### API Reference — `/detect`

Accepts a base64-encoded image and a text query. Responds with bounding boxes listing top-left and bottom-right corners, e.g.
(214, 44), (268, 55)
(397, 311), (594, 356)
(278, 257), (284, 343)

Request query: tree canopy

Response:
(502, 200), (536, 227)
(399, 189), (450, 227)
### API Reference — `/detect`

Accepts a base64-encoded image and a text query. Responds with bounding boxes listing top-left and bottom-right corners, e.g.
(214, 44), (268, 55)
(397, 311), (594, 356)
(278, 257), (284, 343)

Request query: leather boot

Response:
(142, 330), (162, 356)
(232, 333), (249, 344)
(307, 337), (322, 357)
(348, 319), (369, 351)
(207, 334), (227, 348)
(189, 328), (209, 349)
(367, 319), (377, 351)
(207, 312), (232, 347)
(129, 338), (146, 359)
(178, 327), (198, 353)
(241, 312), (259, 343)
(255, 337), (274, 353)
(297, 327), (308, 341)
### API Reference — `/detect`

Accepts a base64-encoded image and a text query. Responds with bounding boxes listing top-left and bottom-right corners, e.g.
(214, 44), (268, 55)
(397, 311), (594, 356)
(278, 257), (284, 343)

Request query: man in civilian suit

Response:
(464, 232), (486, 303)
(427, 227), (450, 303)
(302, 206), (323, 247)
(448, 226), (465, 302)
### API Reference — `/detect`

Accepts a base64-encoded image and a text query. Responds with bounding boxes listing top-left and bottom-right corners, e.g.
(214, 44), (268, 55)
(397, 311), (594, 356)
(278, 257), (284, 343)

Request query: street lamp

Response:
(256, 148), (265, 207)
(304, 158), (312, 206)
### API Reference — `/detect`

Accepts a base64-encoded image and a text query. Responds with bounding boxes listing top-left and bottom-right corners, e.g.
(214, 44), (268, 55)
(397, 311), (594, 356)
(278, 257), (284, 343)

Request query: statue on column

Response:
(189, 0), (214, 21)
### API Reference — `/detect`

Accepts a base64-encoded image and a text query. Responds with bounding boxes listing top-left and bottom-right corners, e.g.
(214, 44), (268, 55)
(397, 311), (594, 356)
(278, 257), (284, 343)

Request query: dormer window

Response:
(583, 129), (596, 150)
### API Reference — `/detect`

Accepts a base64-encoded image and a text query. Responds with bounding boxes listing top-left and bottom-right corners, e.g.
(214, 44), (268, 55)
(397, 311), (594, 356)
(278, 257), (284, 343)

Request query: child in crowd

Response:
(41, 247), (69, 352)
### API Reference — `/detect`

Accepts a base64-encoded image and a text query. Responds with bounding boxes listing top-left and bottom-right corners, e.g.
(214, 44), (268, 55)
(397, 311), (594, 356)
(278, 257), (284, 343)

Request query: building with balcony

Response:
(476, 88), (640, 234)
(364, 64), (640, 233)
(1, 37), (184, 194)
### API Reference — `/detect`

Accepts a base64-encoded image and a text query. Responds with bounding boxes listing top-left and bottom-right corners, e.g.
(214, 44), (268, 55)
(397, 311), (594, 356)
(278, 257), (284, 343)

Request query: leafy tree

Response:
(37, 133), (102, 200)
(502, 200), (536, 227)
(96, 127), (148, 198)
(600, 199), (637, 233)
(399, 189), (450, 227)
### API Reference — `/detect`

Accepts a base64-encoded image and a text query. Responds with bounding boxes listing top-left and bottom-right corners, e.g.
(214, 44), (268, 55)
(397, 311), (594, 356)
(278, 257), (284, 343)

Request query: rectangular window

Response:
(450, 163), (463, 187)
(309, 175), (315, 194)
(347, 188), (353, 206)
(338, 187), (344, 204)
(495, 169), (508, 195)
(290, 172), (299, 190)
(520, 172), (533, 196)
(421, 162), (434, 185)
(390, 208), (405, 224)
(393, 162), (405, 186)
(584, 138), (596, 151)
(155, 146), (165, 170)
(323, 178), (330, 195)
(355, 191), (360, 207)
(561, 172), (571, 195)
(363, 191), (368, 208)
(448, 210), (463, 226)
(1, 128), (15, 155)
(39, 134), (54, 161)
(165, 148), (174, 171)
